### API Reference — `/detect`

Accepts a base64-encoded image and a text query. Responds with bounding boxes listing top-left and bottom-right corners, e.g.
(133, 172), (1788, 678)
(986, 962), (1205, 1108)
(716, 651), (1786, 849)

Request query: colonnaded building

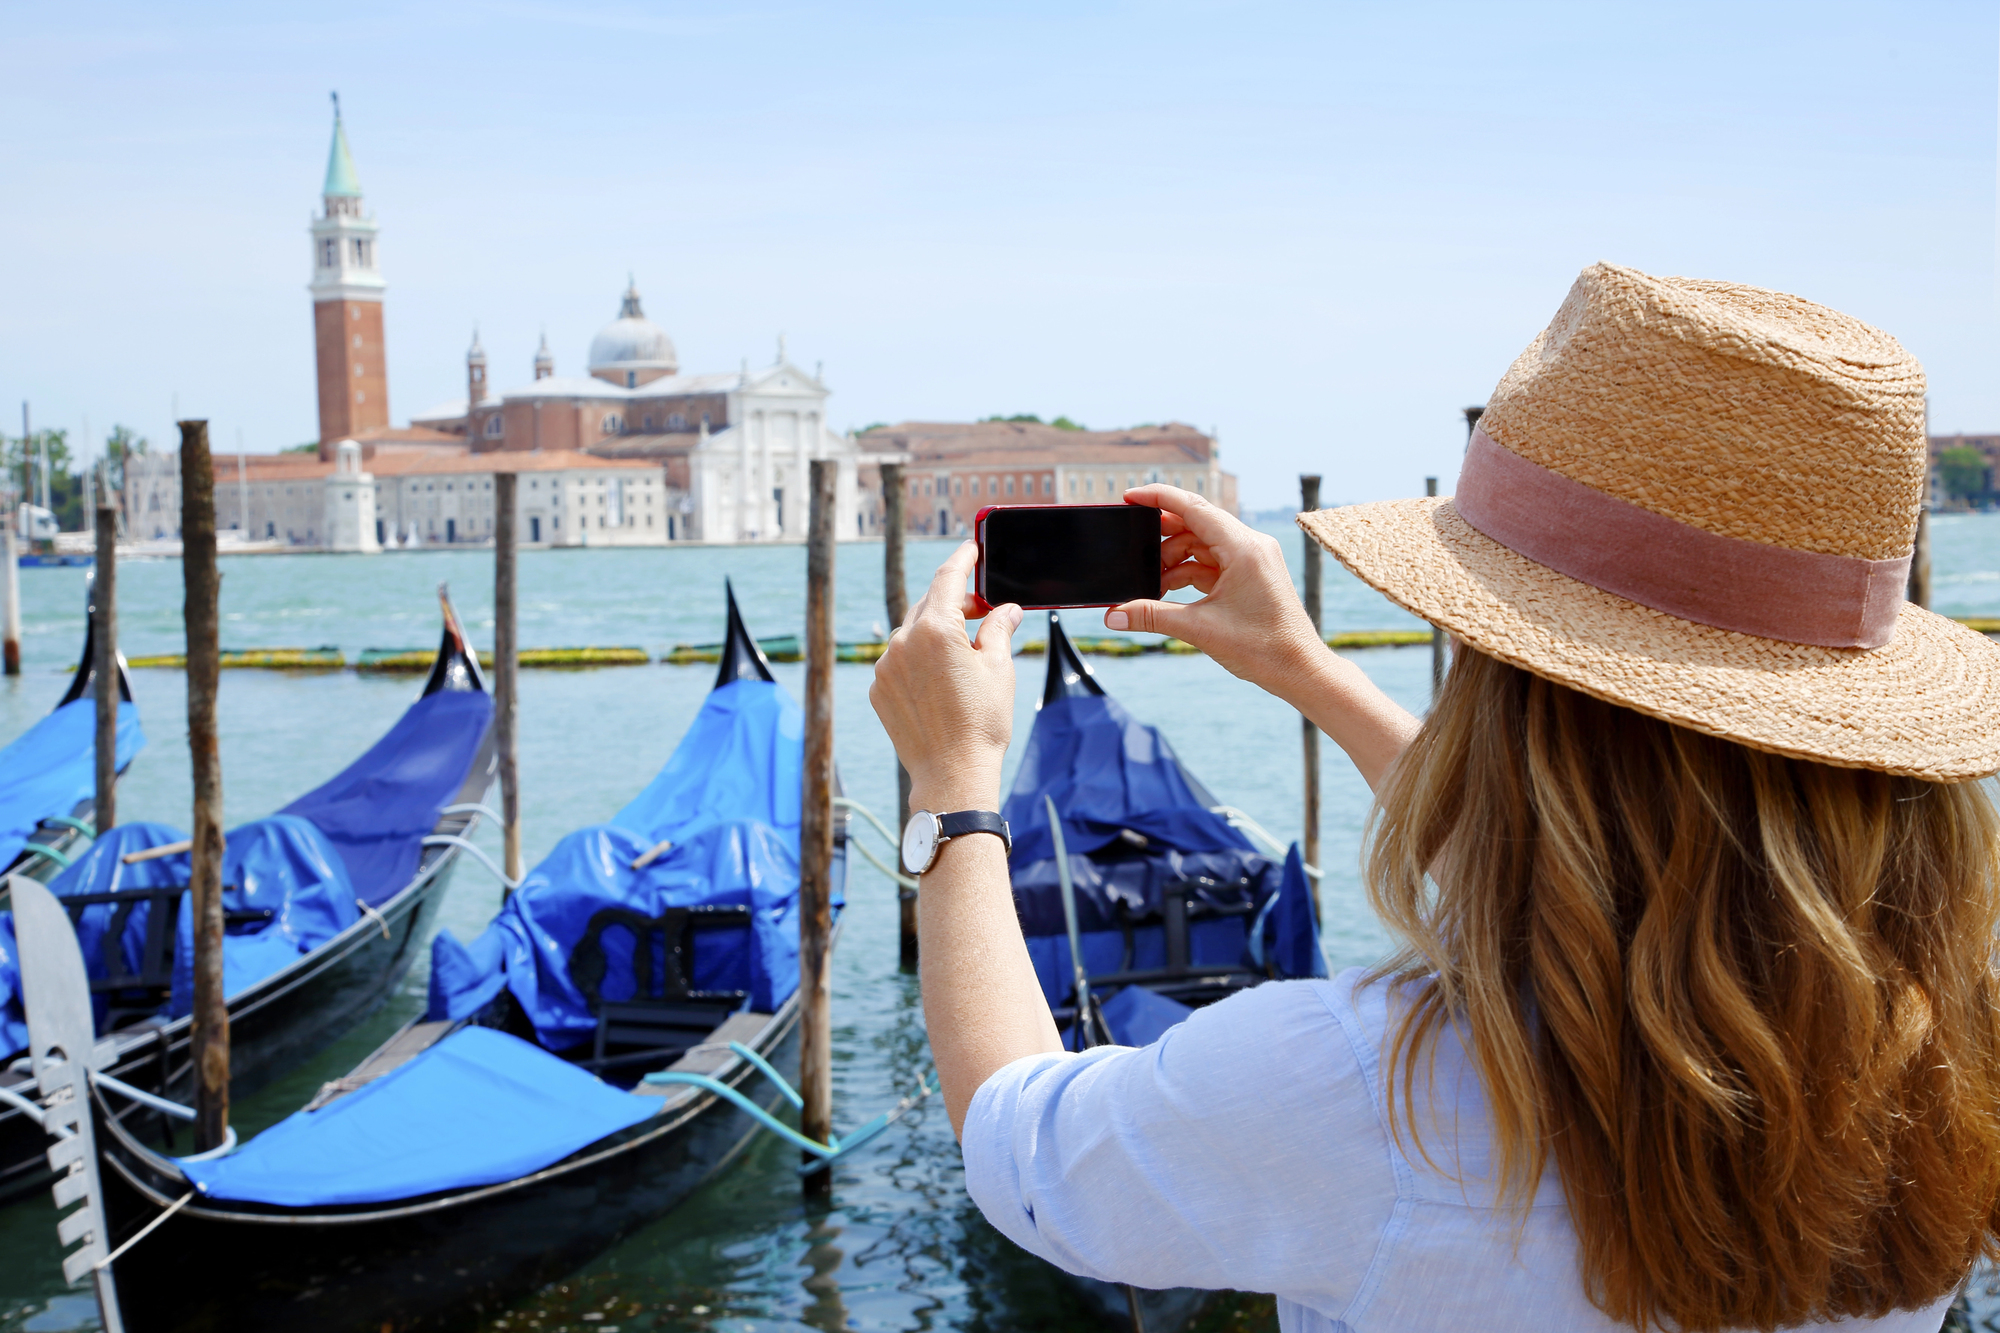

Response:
(124, 101), (1238, 549)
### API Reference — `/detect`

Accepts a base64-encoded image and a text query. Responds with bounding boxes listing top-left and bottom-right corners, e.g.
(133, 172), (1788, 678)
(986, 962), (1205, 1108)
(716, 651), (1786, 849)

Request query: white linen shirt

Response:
(961, 968), (1954, 1333)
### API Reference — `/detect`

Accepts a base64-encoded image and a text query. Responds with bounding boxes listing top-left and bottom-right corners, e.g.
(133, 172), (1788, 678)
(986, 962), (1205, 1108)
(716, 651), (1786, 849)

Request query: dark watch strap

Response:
(938, 810), (1012, 855)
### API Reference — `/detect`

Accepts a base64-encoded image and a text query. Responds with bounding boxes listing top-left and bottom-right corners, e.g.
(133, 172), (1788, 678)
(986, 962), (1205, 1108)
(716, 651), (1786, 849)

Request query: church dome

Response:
(587, 279), (678, 379)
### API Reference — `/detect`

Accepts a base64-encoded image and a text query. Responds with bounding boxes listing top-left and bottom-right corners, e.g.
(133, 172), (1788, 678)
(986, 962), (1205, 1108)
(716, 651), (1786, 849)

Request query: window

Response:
(643, 416), (654, 431)
(1195, 476), (1205, 494)
(971, 477), (981, 497)
(354, 363), (364, 378)
(1085, 476), (1094, 496)
(321, 238), (337, 267)
(625, 371), (636, 388)
(602, 413), (623, 434)
(485, 416), (503, 438)
(668, 413), (685, 430)
(953, 478), (962, 496)
(1004, 475), (1014, 496)
(1067, 476), (1077, 497)
(353, 334), (362, 349)
(1172, 473), (1182, 489)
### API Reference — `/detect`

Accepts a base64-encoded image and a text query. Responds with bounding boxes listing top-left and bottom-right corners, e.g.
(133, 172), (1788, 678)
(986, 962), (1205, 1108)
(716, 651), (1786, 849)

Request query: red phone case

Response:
(970, 505), (1000, 617)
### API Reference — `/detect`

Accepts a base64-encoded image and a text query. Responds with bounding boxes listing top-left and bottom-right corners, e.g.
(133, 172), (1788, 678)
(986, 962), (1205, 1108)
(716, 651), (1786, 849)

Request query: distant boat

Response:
(0, 589), (496, 1204)
(1004, 611), (1326, 1333)
(53, 584), (846, 1332)
(0, 577), (143, 885)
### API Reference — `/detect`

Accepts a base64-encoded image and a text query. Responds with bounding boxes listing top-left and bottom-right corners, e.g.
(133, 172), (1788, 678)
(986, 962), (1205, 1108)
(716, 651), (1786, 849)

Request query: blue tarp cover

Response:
(178, 1026), (656, 1206)
(282, 689), (492, 905)
(0, 698), (142, 869)
(428, 819), (807, 1044)
(0, 818), (364, 1053)
(427, 679), (830, 1044)
(1004, 690), (1324, 1014)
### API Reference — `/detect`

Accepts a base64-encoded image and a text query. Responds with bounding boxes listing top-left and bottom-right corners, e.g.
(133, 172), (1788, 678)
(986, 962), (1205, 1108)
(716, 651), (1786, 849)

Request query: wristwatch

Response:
(901, 809), (1012, 876)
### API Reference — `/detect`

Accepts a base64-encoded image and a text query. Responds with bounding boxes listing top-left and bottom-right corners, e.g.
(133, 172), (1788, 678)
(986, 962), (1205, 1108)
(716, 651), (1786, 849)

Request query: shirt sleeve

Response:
(959, 975), (1398, 1308)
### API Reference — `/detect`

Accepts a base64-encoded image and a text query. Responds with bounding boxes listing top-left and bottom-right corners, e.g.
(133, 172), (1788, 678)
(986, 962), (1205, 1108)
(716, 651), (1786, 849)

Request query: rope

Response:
(40, 815), (95, 837)
(0, 1082), (71, 1136)
(830, 797), (919, 891)
(95, 1191), (193, 1271)
(644, 1042), (934, 1177)
(357, 899), (391, 941)
(421, 834), (521, 891)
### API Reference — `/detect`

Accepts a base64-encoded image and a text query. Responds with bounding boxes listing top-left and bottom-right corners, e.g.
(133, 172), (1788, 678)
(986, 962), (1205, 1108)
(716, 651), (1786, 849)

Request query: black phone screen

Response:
(980, 505), (1162, 609)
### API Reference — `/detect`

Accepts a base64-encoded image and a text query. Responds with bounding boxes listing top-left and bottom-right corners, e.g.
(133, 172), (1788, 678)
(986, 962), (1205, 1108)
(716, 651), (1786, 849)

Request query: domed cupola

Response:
(587, 278), (678, 388)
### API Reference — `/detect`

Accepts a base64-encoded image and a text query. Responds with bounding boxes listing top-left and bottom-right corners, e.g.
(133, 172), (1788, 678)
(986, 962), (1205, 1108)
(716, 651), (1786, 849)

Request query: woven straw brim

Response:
(1302, 499), (2000, 782)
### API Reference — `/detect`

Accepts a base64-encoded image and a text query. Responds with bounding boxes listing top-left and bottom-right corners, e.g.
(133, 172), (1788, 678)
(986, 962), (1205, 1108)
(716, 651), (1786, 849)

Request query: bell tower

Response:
(309, 93), (389, 456)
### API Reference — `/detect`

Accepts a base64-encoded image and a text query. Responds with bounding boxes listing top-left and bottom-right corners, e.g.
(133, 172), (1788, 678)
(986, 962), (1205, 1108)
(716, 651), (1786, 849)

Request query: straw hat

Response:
(1302, 262), (2000, 781)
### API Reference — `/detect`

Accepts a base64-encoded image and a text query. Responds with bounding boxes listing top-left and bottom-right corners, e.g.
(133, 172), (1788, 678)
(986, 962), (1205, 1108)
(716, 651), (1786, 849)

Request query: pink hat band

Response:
(1453, 430), (1911, 650)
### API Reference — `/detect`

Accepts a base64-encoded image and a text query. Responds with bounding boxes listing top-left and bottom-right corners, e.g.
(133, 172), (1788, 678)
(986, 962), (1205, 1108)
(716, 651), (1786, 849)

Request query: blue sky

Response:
(4, 1), (1995, 507)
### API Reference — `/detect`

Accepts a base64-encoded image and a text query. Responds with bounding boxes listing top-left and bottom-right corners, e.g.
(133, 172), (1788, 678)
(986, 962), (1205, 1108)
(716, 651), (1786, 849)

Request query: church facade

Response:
(410, 293), (866, 543)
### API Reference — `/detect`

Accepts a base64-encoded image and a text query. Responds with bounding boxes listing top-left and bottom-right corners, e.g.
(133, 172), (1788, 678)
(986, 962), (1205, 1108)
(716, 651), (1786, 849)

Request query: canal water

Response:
(5, 514), (2000, 1332)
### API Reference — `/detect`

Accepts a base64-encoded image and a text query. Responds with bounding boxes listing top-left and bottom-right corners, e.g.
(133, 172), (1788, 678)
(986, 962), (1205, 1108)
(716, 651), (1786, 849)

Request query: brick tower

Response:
(309, 94), (388, 456)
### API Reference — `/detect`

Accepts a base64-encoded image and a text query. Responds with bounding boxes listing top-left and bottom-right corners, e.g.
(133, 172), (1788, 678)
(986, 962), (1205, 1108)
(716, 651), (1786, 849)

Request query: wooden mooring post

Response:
(1426, 476), (1443, 702)
(3, 525), (19, 675)
(881, 461), (916, 967)
(1298, 475), (1322, 886)
(180, 420), (229, 1150)
(494, 471), (522, 885)
(800, 458), (838, 1195)
(94, 506), (118, 833)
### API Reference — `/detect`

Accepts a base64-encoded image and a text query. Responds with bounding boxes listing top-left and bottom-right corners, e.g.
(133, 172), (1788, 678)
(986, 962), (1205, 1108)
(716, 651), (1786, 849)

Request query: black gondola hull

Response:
(99, 1000), (805, 1333)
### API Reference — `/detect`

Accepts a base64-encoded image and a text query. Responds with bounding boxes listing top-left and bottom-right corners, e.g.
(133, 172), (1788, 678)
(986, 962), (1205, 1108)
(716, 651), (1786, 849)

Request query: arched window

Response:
(485, 416), (503, 437)
(1004, 475), (1015, 496)
(602, 413), (623, 435)
(320, 239), (337, 268)
(668, 413), (686, 430)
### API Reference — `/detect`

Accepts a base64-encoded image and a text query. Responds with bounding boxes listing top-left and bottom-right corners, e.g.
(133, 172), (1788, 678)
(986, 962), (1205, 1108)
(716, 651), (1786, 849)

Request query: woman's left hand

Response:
(870, 542), (1023, 815)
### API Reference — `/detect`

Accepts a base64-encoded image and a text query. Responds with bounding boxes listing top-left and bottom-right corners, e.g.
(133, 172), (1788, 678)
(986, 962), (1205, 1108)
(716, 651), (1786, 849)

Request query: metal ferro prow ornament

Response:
(12, 873), (128, 1333)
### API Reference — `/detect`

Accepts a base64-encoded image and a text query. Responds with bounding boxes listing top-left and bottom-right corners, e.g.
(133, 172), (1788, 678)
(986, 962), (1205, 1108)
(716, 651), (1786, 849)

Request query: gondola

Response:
(41, 585), (845, 1333)
(1003, 612), (1324, 1333)
(0, 576), (144, 884)
(0, 589), (495, 1203)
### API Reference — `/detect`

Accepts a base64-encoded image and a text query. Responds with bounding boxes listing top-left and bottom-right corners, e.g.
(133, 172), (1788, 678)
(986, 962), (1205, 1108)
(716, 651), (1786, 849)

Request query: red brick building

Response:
(854, 420), (1237, 536)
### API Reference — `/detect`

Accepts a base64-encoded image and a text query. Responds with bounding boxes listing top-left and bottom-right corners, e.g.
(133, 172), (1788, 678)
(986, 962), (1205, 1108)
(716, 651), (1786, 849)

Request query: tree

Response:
(1938, 446), (1987, 504)
(104, 425), (147, 492)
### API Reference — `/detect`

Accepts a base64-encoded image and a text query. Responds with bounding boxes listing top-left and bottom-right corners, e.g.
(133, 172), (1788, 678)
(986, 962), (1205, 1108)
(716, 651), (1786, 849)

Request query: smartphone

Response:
(974, 504), (1162, 612)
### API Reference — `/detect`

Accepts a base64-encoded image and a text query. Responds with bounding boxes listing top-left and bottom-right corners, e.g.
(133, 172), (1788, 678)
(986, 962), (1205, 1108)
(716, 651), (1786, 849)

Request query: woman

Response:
(870, 263), (2000, 1332)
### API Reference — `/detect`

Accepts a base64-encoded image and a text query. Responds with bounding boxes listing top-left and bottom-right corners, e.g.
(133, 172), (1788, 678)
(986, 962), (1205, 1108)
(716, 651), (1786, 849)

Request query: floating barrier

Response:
(837, 640), (888, 663)
(357, 646), (644, 672)
(663, 634), (801, 665)
(126, 647), (344, 670)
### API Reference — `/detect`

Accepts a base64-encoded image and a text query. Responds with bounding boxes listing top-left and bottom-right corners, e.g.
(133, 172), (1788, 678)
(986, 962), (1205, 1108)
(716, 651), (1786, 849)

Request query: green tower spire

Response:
(323, 92), (361, 199)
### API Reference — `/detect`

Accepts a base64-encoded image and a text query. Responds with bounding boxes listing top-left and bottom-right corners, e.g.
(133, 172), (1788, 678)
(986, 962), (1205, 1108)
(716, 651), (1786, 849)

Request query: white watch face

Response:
(901, 810), (940, 875)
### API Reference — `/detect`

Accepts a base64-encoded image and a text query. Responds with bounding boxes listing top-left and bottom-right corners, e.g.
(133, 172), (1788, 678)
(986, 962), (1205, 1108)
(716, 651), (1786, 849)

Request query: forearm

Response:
(913, 781), (1063, 1139)
(1269, 644), (1422, 793)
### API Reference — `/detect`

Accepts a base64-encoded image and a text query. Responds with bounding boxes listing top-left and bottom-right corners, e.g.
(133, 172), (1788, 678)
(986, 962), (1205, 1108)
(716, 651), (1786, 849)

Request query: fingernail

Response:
(1007, 605), (1024, 631)
(1106, 610), (1129, 630)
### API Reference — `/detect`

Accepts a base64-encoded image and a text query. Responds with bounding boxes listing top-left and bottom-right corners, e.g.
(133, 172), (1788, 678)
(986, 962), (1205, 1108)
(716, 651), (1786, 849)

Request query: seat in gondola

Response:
(570, 903), (753, 1071)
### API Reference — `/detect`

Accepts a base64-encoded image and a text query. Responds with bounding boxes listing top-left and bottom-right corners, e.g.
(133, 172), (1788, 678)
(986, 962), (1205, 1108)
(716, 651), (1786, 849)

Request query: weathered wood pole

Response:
(800, 459), (838, 1194)
(2, 524), (19, 675)
(179, 420), (229, 1151)
(881, 461), (917, 967)
(1299, 476), (1322, 894)
(1426, 476), (1443, 702)
(1908, 509), (1931, 609)
(93, 507), (118, 833)
(494, 471), (522, 885)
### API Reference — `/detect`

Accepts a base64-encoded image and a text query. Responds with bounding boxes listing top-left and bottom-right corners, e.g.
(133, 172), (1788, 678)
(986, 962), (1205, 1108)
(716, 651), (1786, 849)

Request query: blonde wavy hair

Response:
(1367, 647), (2000, 1331)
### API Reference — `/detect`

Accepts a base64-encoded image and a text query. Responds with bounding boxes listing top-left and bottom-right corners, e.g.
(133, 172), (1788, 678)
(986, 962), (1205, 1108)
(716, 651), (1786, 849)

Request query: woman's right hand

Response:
(1108, 485), (1422, 791)
(1105, 485), (1328, 700)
